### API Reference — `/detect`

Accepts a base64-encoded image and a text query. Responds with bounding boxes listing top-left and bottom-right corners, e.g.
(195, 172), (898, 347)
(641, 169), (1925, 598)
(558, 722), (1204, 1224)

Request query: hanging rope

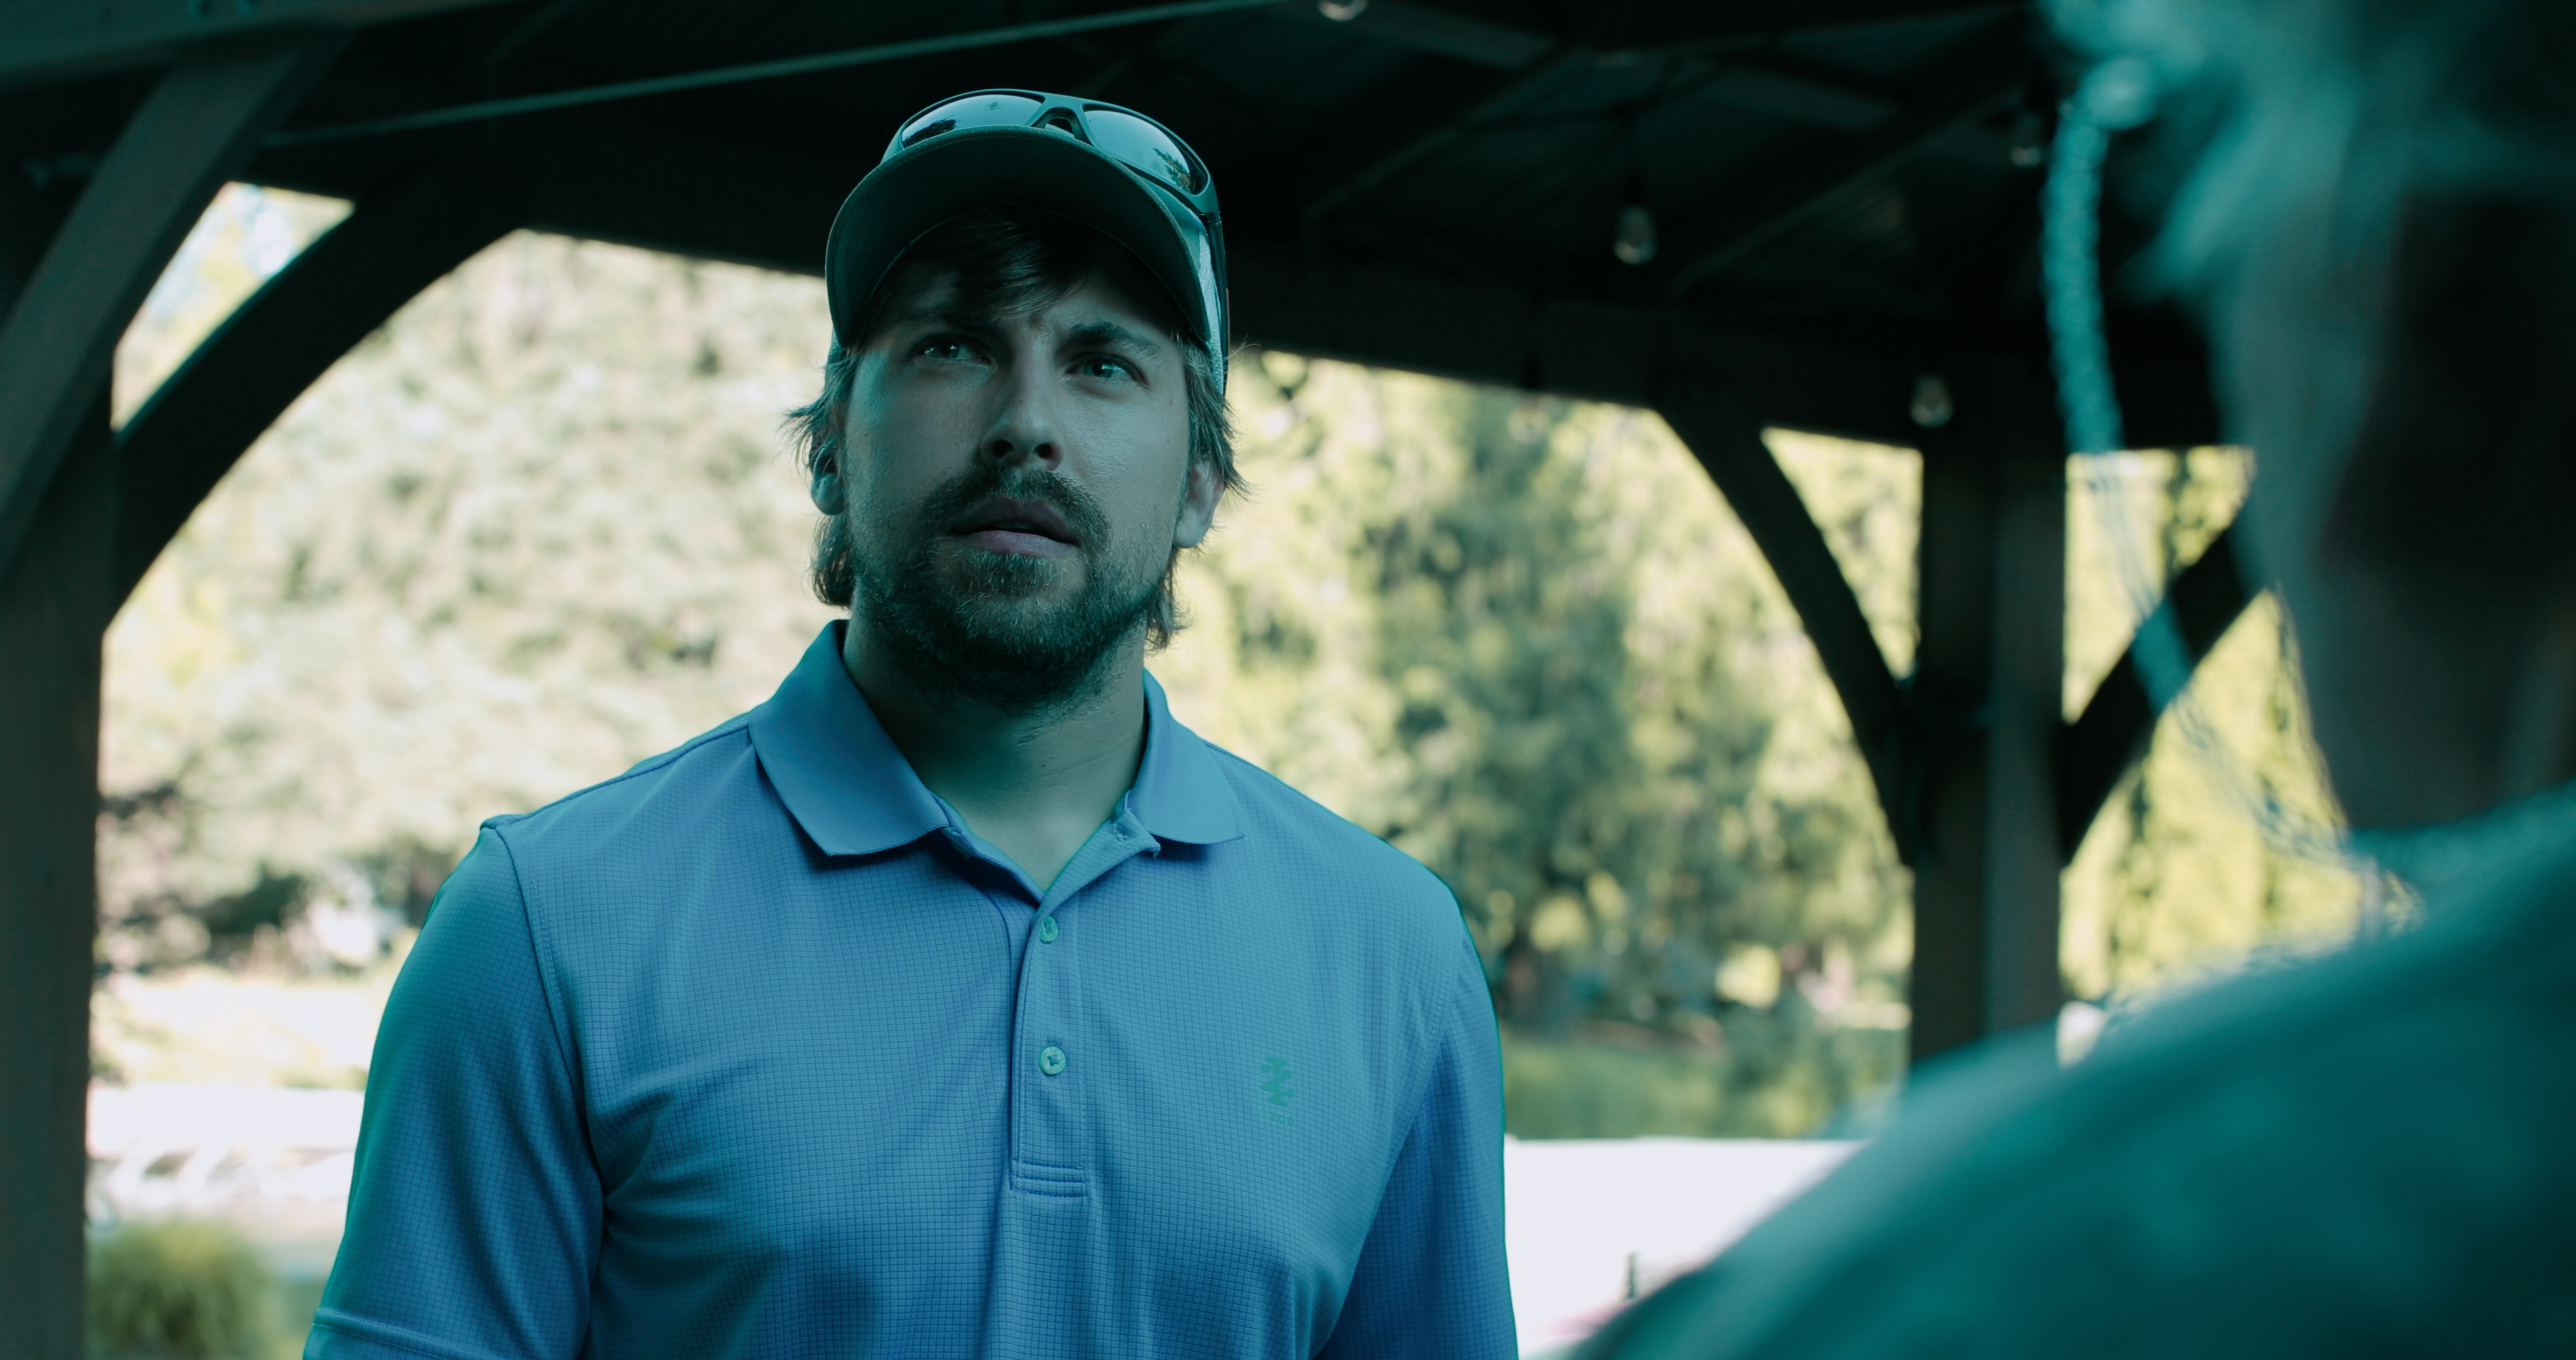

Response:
(2041, 57), (2360, 874)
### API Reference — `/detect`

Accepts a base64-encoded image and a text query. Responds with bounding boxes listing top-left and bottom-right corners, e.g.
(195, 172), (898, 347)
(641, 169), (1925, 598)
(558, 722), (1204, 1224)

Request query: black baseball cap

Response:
(823, 90), (1228, 390)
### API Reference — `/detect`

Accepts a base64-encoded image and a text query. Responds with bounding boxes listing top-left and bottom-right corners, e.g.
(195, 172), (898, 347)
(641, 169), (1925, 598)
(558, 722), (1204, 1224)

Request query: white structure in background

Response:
(1506, 1136), (1859, 1357)
(88, 1082), (365, 1280)
(88, 1083), (1856, 1354)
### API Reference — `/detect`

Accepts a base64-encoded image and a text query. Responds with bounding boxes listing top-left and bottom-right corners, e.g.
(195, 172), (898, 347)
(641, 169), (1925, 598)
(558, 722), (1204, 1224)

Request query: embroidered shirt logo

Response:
(1259, 1056), (1296, 1126)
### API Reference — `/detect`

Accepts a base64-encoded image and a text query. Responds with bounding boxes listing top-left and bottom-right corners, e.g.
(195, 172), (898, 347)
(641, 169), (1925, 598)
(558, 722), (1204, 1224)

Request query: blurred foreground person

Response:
(310, 92), (1510, 1360)
(1589, 0), (2576, 1354)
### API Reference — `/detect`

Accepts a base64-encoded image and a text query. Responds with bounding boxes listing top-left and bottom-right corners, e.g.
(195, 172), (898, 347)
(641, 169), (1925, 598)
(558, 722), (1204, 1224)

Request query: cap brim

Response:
(825, 129), (1216, 365)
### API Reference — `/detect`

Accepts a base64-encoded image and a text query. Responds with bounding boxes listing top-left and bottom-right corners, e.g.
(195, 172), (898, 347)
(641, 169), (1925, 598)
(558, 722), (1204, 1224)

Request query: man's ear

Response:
(1172, 458), (1221, 549)
(809, 459), (844, 516)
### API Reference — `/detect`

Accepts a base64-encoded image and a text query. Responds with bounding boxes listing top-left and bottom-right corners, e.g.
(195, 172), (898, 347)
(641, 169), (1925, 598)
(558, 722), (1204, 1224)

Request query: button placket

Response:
(1008, 892), (1086, 1193)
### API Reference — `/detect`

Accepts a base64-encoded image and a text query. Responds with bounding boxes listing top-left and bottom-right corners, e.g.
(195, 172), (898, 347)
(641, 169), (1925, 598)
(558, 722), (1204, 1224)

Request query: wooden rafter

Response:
(0, 38), (339, 579)
(0, 0), (504, 89)
(1657, 20), (2036, 294)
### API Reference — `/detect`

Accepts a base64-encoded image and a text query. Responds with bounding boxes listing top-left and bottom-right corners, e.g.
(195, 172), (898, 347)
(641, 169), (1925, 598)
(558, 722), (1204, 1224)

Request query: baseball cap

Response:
(823, 90), (1228, 389)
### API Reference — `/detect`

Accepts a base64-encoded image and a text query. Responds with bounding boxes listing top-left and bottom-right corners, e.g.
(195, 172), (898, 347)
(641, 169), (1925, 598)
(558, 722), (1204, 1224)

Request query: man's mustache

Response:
(916, 463), (1110, 551)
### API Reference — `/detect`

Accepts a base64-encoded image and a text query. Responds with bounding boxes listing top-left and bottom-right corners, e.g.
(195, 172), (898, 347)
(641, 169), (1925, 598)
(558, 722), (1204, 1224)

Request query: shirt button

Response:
(1039, 1045), (1067, 1076)
(1038, 917), (1060, 944)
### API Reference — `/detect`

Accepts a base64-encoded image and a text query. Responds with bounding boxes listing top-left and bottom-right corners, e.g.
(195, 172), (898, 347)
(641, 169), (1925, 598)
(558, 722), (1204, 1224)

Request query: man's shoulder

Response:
(1196, 742), (1457, 915)
(1597, 863), (2576, 1359)
(482, 712), (767, 861)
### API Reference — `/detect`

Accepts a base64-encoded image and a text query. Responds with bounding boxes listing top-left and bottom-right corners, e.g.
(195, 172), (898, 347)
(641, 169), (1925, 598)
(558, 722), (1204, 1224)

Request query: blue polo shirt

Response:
(309, 623), (1511, 1360)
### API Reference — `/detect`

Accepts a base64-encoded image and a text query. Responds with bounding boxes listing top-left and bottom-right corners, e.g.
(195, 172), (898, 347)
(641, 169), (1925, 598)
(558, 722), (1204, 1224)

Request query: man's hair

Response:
(786, 205), (1242, 646)
(2062, 0), (2576, 592)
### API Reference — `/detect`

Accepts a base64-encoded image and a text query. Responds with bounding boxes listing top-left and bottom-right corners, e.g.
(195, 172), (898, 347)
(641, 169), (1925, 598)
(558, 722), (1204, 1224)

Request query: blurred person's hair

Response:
(786, 205), (1241, 644)
(2060, 0), (2576, 596)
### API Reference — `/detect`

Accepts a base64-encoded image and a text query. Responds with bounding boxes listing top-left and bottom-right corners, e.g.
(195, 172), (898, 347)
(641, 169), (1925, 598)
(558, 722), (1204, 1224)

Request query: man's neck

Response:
(840, 620), (1148, 893)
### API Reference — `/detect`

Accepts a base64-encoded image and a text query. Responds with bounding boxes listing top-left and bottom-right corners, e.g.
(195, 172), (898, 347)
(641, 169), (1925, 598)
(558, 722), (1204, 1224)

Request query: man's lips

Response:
(949, 495), (1080, 558)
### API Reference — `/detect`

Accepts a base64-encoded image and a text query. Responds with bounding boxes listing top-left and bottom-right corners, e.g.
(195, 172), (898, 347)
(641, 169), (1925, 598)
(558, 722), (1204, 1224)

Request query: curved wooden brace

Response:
(116, 169), (522, 603)
(0, 39), (338, 582)
(2054, 525), (2255, 861)
(1658, 381), (1914, 863)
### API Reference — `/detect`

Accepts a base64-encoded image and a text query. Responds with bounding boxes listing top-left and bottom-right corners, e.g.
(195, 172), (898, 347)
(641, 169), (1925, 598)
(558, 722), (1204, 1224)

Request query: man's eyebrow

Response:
(1062, 319), (1166, 356)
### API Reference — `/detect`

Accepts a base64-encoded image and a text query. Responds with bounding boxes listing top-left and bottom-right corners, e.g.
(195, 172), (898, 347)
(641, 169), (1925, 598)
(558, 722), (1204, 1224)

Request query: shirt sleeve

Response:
(1320, 932), (1517, 1359)
(307, 826), (599, 1360)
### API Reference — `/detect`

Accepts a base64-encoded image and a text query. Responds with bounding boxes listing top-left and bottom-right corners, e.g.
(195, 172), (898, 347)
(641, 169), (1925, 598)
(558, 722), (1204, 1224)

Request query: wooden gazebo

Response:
(0, 0), (2242, 1348)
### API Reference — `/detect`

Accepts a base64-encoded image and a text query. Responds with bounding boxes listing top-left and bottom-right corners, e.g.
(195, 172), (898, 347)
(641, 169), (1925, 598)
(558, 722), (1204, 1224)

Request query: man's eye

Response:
(916, 337), (979, 363)
(1080, 357), (1135, 382)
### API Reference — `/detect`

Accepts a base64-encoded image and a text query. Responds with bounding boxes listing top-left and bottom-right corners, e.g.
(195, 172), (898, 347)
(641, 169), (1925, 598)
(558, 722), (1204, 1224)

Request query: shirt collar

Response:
(1130, 671), (1244, 846)
(748, 623), (949, 857)
(749, 622), (1242, 858)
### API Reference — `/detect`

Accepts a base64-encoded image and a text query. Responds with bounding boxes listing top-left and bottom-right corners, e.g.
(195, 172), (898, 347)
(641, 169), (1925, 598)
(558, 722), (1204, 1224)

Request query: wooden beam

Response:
(262, 0), (1300, 149)
(1290, 0), (1553, 70)
(1297, 52), (1574, 234)
(0, 38), (338, 581)
(1228, 242), (1923, 443)
(243, 72), (858, 274)
(1659, 383), (1912, 862)
(1580, 0), (2018, 55)
(2106, 309), (2224, 450)
(312, 105), (1931, 441)
(1658, 20), (2034, 294)
(116, 168), (522, 601)
(505, 122), (853, 278)
(0, 0), (499, 90)
(1699, 63), (1902, 133)
(2055, 526), (2254, 860)
(1288, 49), (1907, 236)
(1288, 0), (2007, 73)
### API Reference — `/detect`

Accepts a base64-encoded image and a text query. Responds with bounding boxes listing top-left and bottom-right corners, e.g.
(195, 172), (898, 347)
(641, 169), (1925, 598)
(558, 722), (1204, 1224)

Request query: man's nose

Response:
(980, 357), (1063, 468)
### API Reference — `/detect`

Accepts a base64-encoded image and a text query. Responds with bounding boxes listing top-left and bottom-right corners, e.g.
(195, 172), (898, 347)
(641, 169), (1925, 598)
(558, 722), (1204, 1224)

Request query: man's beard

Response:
(843, 463), (1166, 713)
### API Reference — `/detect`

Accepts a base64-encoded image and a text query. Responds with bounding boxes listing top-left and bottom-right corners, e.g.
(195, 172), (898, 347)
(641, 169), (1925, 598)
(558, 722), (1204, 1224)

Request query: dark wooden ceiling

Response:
(3, 0), (2217, 448)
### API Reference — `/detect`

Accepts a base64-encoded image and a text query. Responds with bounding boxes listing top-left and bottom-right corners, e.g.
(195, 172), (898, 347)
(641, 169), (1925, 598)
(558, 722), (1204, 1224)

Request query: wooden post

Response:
(1908, 356), (2066, 1062)
(0, 42), (332, 1357)
(1979, 364), (2067, 1037)
(0, 397), (115, 1360)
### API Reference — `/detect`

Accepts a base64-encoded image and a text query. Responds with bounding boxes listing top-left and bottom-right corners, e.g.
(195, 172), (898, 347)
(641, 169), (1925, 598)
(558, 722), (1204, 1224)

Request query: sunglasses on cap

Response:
(888, 91), (1219, 214)
(884, 90), (1227, 350)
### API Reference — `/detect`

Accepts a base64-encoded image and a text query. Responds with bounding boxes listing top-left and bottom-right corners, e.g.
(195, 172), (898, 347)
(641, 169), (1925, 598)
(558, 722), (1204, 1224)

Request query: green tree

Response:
(1362, 391), (1906, 1133)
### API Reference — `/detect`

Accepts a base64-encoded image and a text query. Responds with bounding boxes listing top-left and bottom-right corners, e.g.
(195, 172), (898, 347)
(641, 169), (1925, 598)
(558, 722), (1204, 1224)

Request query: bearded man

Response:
(308, 91), (1512, 1360)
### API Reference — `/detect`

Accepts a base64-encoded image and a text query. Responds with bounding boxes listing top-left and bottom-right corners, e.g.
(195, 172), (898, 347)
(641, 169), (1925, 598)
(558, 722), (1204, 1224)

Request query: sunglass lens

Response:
(899, 92), (1046, 149)
(1082, 108), (1202, 195)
